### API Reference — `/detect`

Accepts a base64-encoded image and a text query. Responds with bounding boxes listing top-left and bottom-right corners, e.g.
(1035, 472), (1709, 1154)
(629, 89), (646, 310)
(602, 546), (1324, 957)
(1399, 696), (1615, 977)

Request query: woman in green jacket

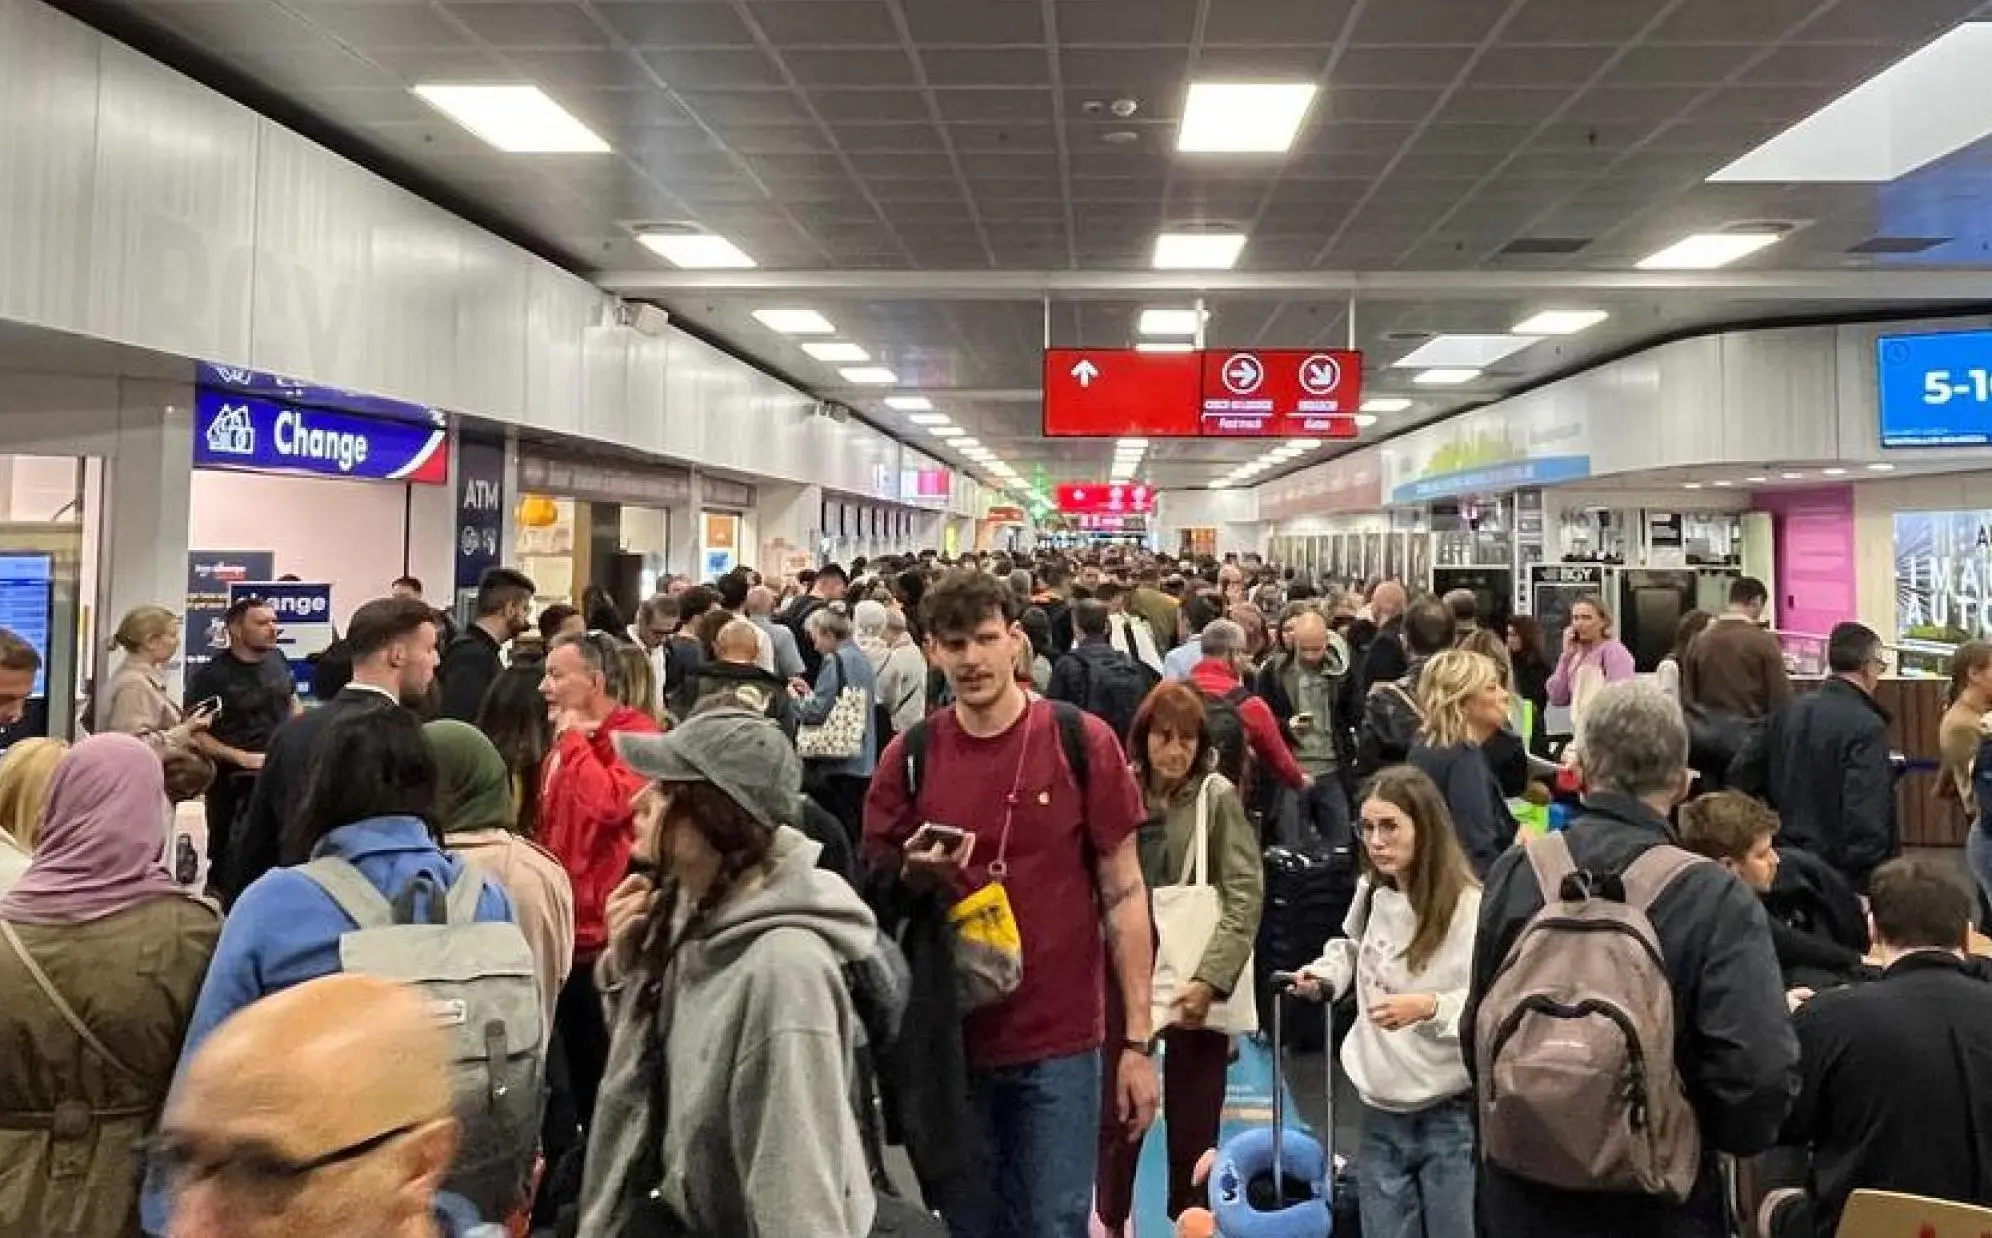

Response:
(1095, 680), (1267, 1229)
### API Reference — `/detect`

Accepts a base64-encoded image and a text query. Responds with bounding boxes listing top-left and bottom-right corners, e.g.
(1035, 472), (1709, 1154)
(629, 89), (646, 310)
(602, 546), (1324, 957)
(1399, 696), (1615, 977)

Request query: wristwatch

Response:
(1124, 1035), (1156, 1056)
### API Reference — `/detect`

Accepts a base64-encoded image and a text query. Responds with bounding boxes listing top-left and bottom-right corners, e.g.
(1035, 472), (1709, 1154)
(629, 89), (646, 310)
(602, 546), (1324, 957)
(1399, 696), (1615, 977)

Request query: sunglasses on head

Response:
(145, 1121), (423, 1212)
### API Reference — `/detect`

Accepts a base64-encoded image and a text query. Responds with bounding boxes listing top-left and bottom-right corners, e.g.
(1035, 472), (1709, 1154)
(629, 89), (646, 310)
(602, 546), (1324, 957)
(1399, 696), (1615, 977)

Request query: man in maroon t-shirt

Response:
(865, 569), (1158, 1238)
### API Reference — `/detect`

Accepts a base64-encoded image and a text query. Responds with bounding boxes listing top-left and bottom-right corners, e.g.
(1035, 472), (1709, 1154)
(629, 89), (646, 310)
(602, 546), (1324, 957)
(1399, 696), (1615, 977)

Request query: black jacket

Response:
(1466, 791), (1800, 1238)
(436, 625), (503, 723)
(1735, 678), (1897, 892)
(1357, 615), (1407, 697)
(1781, 952), (1992, 1238)
(228, 687), (407, 903)
(1407, 740), (1513, 876)
(1762, 846), (1870, 989)
(688, 659), (798, 739)
(1355, 655), (1428, 777)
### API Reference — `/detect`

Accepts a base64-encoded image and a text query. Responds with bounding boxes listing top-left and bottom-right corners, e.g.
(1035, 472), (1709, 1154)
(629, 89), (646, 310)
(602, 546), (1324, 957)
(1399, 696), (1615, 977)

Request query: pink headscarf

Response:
(0, 732), (187, 925)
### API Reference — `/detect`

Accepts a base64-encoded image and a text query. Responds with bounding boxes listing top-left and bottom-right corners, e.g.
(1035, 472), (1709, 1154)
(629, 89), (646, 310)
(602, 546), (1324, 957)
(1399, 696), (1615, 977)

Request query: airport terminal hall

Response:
(17, 1), (1992, 1237)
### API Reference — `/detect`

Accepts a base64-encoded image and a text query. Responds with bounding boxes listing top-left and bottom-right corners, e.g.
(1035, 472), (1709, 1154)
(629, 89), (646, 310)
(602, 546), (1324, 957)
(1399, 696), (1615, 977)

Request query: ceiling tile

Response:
(1057, 46), (1190, 90)
(1057, 0), (1198, 45)
(1565, 84), (1708, 123)
(810, 88), (936, 121)
(587, 2), (756, 48)
(1193, 44), (1334, 78)
(1332, 44), (1476, 88)
(1502, 0), (1662, 44)
(562, 87), (695, 131)
(1348, 0), (1515, 44)
(1469, 45), (1614, 89)
(778, 48), (919, 88)
(505, 46), (653, 87)
(443, 3), (608, 48)
(243, 43), (417, 89)
(848, 150), (959, 178)
(748, 1), (901, 46)
(1750, 43), (1910, 88)
(903, 0), (1044, 46)
(1202, 0), (1356, 45)
(675, 90), (817, 126)
(921, 47), (1052, 88)
(1648, 0), (1831, 42)
(934, 88), (1054, 123)
(1321, 88), (1442, 124)
(827, 121), (949, 152)
(291, 2), (463, 48)
(947, 120), (1060, 151)
(1606, 43), (1760, 87)
(144, 1), (325, 48)
(1433, 87), (1567, 126)
(1790, 0), (1979, 43)
(640, 48), (786, 90)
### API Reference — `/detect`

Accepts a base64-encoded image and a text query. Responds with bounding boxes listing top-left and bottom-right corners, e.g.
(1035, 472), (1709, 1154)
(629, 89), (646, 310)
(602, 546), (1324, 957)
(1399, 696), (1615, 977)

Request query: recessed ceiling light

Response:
(1712, 480), (1734, 488)
(933, 428), (967, 439)
(1636, 232), (1780, 270)
(1208, 480), (1231, 489)
(751, 308), (835, 335)
(886, 396), (933, 412)
(1868, 462), (1896, 471)
(1136, 341), (1196, 353)
(1511, 310), (1610, 336)
(1354, 413), (1379, 428)
(1178, 82), (1319, 154)
(1154, 230), (1247, 270)
(1138, 308), (1204, 336)
(1823, 466), (1848, 476)
(1393, 334), (1542, 369)
(412, 84), (609, 153)
(909, 413), (949, 426)
(1118, 438), (1149, 448)
(1413, 368), (1482, 386)
(803, 342), (869, 363)
(1683, 482), (1703, 490)
(1362, 397), (1413, 413)
(637, 231), (757, 269)
(838, 367), (898, 385)
(1710, 24), (1992, 184)
(1747, 475), (1770, 483)
(1780, 471), (1805, 480)
(956, 437), (982, 449)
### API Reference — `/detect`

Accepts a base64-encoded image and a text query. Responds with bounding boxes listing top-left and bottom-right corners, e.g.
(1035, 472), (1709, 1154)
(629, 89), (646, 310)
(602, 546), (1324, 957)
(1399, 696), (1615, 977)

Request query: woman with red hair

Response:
(1095, 682), (1266, 1231)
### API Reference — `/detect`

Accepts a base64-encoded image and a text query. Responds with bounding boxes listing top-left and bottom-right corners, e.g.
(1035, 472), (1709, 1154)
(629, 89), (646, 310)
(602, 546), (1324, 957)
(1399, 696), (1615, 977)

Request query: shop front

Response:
(515, 447), (693, 619)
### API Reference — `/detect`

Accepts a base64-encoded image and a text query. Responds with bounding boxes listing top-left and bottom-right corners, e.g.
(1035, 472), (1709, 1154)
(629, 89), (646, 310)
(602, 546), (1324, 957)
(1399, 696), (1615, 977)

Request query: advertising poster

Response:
(1895, 511), (1992, 672)
(229, 580), (334, 696)
(185, 550), (274, 675)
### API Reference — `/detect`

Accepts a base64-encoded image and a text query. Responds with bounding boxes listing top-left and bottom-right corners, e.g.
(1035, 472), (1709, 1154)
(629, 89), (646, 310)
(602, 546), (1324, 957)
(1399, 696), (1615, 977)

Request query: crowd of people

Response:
(0, 547), (1988, 1238)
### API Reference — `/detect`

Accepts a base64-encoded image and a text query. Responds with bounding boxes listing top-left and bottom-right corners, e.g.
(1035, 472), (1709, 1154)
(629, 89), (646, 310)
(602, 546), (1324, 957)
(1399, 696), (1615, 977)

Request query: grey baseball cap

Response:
(613, 707), (801, 831)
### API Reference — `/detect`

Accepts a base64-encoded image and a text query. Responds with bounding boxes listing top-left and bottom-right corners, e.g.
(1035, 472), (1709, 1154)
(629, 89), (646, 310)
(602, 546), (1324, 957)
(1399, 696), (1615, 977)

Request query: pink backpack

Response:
(1473, 832), (1708, 1201)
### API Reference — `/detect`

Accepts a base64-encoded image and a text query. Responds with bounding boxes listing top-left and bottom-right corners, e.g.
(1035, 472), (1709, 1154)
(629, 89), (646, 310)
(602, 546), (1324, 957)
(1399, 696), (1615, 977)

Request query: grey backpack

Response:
(298, 857), (545, 1221)
(1472, 833), (1706, 1202)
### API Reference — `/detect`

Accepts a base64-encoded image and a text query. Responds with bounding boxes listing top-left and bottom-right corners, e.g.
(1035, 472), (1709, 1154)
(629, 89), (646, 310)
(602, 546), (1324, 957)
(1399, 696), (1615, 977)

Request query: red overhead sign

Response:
(1043, 349), (1200, 437)
(1056, 483), (1156, 515)
(1043, 347), (1362, 438)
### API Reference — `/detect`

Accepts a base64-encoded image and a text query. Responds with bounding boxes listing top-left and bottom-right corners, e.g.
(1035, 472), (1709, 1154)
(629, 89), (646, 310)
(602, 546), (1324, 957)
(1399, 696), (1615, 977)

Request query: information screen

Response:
(0, 554), (53, 696)
(1878, 329), (1992, 446)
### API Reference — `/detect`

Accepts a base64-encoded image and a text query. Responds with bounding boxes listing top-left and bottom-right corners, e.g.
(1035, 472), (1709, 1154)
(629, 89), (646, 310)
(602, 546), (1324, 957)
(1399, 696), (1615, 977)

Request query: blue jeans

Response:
(1357, 1095), (1476, 1238)
(1969, 822), (1992, 922)
(947, 1049), (1102, 1238)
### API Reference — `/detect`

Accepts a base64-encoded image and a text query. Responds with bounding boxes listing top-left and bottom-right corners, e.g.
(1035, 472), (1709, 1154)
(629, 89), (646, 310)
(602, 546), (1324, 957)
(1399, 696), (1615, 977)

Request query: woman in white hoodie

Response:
(1298, 763), (1481, 1238)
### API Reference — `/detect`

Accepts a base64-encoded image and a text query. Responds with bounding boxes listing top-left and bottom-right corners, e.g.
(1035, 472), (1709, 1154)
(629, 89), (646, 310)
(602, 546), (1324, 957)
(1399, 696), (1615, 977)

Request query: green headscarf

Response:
(423, 719), (516, 837)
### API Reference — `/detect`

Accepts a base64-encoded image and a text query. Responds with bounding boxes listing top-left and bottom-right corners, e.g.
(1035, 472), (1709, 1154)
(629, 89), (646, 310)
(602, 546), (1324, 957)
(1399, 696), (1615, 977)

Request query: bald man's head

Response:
(1370, 580), (1408, 621)
(745, 585), (777, 617)
(715, 618), (762, 664)
(160, 975), (459, 1238)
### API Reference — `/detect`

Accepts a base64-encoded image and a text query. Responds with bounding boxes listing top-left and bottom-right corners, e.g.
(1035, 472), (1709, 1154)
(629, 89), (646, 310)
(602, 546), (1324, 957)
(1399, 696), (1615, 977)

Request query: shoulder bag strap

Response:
(296, 856), (396, 929)
(1, 920), (146, 1086)
(1620, 843), (1708, 913)
(1524, 830), (1578, 904)
(1178, 774), (1216, 887)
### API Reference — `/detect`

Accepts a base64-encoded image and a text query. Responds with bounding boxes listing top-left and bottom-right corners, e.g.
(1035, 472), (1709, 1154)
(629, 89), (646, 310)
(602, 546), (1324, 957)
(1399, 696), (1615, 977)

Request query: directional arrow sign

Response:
(1071, 359), (1100, 387)
(1043, 348), (1201, 436)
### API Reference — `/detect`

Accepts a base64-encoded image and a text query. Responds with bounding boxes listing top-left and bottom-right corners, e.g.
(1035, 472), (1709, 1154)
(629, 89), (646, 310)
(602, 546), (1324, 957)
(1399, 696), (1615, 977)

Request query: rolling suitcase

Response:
(1253, 844), (1358, 1053)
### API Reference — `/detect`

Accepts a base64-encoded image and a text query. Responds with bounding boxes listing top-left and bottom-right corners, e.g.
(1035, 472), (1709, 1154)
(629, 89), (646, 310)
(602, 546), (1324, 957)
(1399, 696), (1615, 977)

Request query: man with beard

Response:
(226, 596), (441, 900)
(436, 567), (537, 723)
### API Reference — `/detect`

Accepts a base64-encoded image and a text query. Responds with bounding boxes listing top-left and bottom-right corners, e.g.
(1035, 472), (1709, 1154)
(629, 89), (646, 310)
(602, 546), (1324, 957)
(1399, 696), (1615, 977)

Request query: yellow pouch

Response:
(947, 881), (1024, 1011)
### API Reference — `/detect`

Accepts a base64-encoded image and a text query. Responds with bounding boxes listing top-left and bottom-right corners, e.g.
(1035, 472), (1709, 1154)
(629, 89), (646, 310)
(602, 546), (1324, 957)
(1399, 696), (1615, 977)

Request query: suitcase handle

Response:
(1265, 972), (1337, 1177)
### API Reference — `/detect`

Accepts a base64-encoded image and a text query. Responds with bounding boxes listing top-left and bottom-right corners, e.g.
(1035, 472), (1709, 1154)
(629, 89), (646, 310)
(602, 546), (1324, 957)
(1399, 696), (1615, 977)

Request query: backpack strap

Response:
(1, 920), (147, 1087)
(1524, 831), (1579, 904)
(1620, 844), (1708, 913)
(1048, 700), (1090, 797)
(902, 717), (931, 809)
(443, 865), (486, 925)
(296, 856), (396, 929)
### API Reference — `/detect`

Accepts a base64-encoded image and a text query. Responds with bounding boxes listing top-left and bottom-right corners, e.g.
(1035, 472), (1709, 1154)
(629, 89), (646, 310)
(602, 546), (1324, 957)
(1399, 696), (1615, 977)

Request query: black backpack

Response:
(1201, 685), (1254, 788)
(1076, 651), (1158, 743)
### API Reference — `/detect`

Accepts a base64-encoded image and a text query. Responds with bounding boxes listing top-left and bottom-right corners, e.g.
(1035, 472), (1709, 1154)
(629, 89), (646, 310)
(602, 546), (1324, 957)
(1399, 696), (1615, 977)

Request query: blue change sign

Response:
(196, 362), (439, 427)
(1878, 329), (1992, 447)
(227, 580), (335, 697)
(194, 389), (450, 484)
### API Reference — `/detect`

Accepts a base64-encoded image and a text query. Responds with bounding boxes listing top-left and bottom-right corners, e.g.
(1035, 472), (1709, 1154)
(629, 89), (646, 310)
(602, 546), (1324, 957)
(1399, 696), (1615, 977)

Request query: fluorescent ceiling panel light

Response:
(1747, 475), (1770, 484)
(933, 428), (967, 440)
(909, 414), (950, 426)
(1511, 309), (1609, 336)
(1635, 232), (1780, 270)
(802, 342), (869, 362)
(1178, 82), (1319, 154)
(1354, 413), (1379, 428)
(1780, 471), (1805, 480)
(1683, 482), (1703, 490)
(1868, 462), (1896, 471)
(1712, 480), (1734, 488)
(1208, 481), (1231, 489)
(1153, 231), (1247, 270)
(1288, 438), (1321, 449)
(1137, 341), (1196, 353)
(1413, 368), (1482, 386)
(886, 396), (934, 412)
(1823, 466), (1849, 476)
(412, 84), (609, 153)
(751, 308), (835, 335)
(1118, 438), (1150, 448)
(637, 231), (756, 269)
(1393, 334), (1542, 369)
(956, 437), (982, 449)
(1710, 24), (1992, 184)
(1138, 308), (1204, 336)
(838, 367), (898, 384)
(1362, 397), (1413, 413)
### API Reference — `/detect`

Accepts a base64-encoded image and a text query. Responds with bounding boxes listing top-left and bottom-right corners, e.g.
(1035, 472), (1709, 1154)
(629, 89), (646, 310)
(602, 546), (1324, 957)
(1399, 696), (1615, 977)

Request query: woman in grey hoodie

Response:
(579, 707), (881, 1238)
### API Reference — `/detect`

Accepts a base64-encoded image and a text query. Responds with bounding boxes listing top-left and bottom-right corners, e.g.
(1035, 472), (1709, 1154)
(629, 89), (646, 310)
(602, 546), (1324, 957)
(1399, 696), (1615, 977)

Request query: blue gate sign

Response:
(194, 389), (450, 484)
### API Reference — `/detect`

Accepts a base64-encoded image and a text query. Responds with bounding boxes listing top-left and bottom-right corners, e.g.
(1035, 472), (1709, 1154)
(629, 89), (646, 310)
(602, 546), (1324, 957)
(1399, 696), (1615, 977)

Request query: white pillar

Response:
(102, 381), (195, 697)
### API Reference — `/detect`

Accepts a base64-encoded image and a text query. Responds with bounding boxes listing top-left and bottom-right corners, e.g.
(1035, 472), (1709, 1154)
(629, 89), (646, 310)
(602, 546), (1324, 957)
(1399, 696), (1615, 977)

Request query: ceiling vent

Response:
(1847, 235), (1951, 255)
(1496, 236), (1592, 256)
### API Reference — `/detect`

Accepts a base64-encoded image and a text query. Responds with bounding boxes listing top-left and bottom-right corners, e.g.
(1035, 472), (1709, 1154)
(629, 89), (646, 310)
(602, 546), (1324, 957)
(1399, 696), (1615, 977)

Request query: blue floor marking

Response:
(1128, 1037), (1309, 1237)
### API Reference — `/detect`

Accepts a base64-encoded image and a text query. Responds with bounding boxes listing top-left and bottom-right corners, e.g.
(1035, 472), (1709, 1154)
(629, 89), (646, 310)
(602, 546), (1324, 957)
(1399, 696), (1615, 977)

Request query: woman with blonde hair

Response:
(1407, 649), (1516, 876)
(98, 605), (210, 751)
(0, 737), (68, 892)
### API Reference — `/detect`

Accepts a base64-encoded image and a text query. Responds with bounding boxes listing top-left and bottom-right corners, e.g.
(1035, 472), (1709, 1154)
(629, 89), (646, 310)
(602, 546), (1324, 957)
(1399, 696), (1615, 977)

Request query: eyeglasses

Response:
(146, 1122), (422, 1212)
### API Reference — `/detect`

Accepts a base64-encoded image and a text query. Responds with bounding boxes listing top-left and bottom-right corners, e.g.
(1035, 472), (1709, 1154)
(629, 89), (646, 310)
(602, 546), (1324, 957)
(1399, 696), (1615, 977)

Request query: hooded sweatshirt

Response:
(580, 827), (879, 1238)
(690, 660), (799, 739)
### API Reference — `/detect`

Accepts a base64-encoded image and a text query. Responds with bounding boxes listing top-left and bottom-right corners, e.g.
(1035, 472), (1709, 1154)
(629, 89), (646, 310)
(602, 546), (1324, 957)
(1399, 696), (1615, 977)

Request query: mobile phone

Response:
(1291, 711), (1316, 729)
(908, 823), (976, 865)
(191, 696), (222, 719)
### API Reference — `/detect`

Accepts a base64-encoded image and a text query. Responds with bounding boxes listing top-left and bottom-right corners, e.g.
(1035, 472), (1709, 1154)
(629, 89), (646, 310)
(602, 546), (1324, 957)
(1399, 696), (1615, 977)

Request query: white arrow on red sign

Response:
(1070, 360), (1101, 387)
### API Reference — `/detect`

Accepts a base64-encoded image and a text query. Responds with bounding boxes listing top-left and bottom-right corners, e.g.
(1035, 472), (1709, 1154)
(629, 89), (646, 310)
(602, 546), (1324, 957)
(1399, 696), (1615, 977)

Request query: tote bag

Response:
(1150, 776), (1259, 1036)
(796, 651), (869, 761)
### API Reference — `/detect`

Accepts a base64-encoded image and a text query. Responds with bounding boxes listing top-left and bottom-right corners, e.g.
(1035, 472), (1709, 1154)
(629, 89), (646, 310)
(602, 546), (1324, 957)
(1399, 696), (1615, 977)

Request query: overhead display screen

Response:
(1044, 347), (1362, 438)
(1878, 329), (1992, 447)
(1056, 483), (1156, 515)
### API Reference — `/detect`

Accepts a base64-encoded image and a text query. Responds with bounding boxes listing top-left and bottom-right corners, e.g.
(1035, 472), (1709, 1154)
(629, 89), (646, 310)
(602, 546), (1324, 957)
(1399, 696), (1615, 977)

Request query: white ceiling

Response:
(50, 0), (1992, 492)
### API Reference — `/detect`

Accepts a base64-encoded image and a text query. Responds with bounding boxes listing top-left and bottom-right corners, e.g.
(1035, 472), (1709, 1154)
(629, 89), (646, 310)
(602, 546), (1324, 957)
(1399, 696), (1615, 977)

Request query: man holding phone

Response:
(865, 570), (1157, 1238)
(184, 597), (297, 897)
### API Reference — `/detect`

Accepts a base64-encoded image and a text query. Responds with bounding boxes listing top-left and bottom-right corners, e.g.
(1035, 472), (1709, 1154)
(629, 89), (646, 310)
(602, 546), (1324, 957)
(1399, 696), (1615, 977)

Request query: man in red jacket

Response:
(1189, 618), (1310, 805)
(537, 629), (659, 1138)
